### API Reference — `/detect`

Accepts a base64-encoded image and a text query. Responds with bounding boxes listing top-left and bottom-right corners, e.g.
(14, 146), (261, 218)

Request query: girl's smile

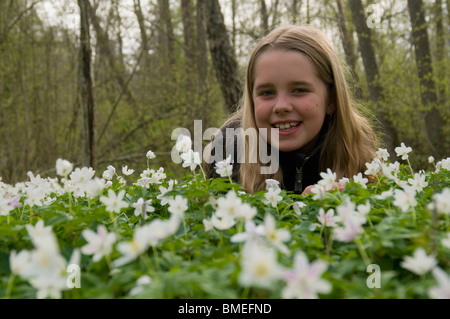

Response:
(252, 49), (335, 153)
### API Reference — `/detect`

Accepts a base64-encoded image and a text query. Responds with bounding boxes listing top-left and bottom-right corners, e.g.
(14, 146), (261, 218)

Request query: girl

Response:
(205, 24), (379, 194)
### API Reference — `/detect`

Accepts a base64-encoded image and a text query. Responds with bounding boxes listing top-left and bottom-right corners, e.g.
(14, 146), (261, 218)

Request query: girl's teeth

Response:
(275, 122), (299, 130)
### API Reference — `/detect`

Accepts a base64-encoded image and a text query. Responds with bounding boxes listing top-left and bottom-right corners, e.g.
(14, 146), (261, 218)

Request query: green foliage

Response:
(1, 154), (449, 299)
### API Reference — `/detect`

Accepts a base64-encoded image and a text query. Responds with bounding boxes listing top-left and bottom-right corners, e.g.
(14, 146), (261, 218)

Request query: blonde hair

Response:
(217, 25), (378, 193)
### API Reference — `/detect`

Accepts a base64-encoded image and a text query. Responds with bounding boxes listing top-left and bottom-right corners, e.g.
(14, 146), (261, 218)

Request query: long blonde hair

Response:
(218, 25), (378, 193)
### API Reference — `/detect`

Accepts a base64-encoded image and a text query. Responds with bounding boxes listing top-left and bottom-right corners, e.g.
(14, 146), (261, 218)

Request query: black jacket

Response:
(205, 121), (326, 194)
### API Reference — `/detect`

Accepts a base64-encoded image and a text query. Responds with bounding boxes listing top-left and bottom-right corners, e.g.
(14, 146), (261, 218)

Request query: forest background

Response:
(0, 0), (448, 185)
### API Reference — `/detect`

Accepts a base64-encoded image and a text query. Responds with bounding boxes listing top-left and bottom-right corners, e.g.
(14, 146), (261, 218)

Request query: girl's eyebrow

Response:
(254, 81), (313, 91)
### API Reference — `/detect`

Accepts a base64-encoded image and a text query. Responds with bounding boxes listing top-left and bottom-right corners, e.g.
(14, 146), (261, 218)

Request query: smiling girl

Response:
(205, 25), (379, 194)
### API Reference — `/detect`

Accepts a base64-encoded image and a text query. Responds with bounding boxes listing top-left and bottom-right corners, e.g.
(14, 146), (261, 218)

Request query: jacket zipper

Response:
(295, 156), (310, 193)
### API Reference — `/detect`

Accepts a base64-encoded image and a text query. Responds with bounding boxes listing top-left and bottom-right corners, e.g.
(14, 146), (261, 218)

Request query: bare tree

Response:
(201, 0), (242, 114)
(349, 0), (398, 155)
(78, 0), (95, 168)
(407, 0), (445, 157)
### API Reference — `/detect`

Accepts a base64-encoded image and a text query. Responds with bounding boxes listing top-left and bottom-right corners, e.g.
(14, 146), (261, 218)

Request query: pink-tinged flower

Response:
(318, 208), (340, 227)
(282, 251), (331, 299)
(334, 218), (363, 242)
(428, 267), (450, 299)
(81, 225), (117, 262)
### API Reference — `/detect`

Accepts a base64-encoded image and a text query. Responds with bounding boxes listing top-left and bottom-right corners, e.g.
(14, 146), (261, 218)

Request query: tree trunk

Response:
(78, 0), (95, 168)
(201, 0), (242, 114)
(335, 0), (362, 100)
(434, 0), (446, 105)
(158, 0), (176, 68)
(349, 0), (398, 155)
(260, 0), (269, 34)
(407, 0), (444, 156)
(181, 0), (196, 75)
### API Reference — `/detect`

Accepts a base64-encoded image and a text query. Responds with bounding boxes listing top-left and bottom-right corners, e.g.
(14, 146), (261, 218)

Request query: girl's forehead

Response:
(252, 50), (320, 84)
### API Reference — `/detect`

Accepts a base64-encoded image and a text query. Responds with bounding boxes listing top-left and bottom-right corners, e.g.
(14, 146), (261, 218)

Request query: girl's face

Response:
(252, 49), (334, 153)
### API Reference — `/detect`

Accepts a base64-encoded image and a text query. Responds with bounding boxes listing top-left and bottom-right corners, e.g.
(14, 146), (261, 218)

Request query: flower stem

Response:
(4, 273), (15, 298)
(355, 237), (371, 267)
(241, 286), (250, 299)
(152, 245), (161, 272)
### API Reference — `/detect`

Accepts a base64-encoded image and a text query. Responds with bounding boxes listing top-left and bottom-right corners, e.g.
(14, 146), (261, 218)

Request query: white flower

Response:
(281, 251), (331, 299)
(357, 202), (371, 216)
(375, 188), (394, 200)
(84, 177), (107, 198)
(113, 226), (151, 267)
(428, 267), (450, 299)
(338, 177), (349, 188)
(264, 187), (282, 208)
(146, 150), (156, 159)
(132, 198), (155, 220)
(436, 158), (450, 172)
(311, 184), (327, 200)
(55, 158), (73, 177)
(259, 213), (291, 254)
(146, 218), (173, 246)
(100, 189), (129, 214)
(364, 158), (382, 176)
(238, 202), (258, 221)
(318, 168), (336, 190)
(215, 155), (233, 178)
(441, 233), (450, 249)
(122, 165), (135, 176)
(9, 250), (32, 275)
(0, 196), (14, 216)
(376, 148), (390, 162)
(433, 188), (450, 215)
(157, 180), (176, 206)
(352, 173), (368, 188)
(230, 220), (264, 243)
(265, 179), (280, 191)
(168, 195), (188, 218)
(407, 173), (428, 193)
(102, 165), (116, 180)
(180, 149), (201, 171)
(129, 275), (152, 296)
(393, 186), (417, 213)
(202, 218), (214, 231)
(210, 214), (236, 230)
(239, 241), (282, 288)
(400, 248), (437, 275)
(81, 225), (117, 262)
(293, 201), (306, 215)
(428, 156), (435, 164)
(215, 190), (242, 219)
(175, 134), (192, 153)
(395, 142), (412, 160)
(318, 208), (340, 228)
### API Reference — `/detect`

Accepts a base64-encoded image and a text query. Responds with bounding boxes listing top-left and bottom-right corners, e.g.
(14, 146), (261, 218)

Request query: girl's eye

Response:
(259, 90), (275, 97)
(293, 88), (307, 94)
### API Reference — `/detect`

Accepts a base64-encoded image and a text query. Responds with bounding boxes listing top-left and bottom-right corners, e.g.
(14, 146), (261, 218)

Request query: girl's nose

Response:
(273, 94), (293, 114)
